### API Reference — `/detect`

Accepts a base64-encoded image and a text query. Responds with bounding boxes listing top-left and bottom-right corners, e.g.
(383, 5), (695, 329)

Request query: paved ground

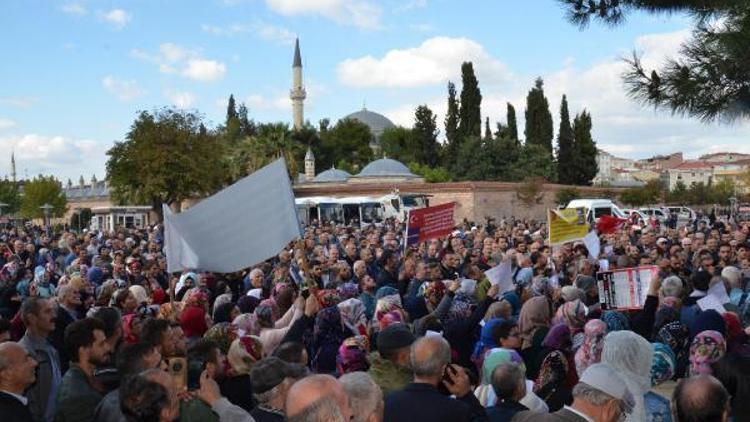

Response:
(653, 380), (677, 398)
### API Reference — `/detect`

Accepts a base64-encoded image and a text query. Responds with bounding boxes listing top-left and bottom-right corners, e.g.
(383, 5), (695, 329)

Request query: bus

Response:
(294, 192), (430, 226)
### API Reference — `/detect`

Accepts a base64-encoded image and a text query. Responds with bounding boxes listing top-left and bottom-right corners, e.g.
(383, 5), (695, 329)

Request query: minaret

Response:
(290, 38), (306, 131)
(10, 152), (16, 182)
(304, 147), (315, 181)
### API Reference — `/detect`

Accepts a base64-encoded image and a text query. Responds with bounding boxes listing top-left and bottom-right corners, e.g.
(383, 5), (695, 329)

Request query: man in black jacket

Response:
(486, 363), (528, 421)
(0, 341), (39, 422)
(384, 335), (487, 422)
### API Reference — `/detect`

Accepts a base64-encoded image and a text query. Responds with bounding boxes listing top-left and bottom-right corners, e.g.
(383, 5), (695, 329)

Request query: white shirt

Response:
(1, 390), (28, 406)
(564, 405), (595, 422)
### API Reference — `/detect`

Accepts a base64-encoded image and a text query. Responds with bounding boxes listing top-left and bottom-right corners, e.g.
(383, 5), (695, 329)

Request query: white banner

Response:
(164, 158), (301, 273)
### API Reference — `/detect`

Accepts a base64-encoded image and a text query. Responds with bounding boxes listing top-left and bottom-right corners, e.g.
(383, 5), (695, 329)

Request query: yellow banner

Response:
(548, 208), (588, 245)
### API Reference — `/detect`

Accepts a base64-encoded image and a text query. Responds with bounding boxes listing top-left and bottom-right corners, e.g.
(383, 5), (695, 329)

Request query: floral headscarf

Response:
(423, 281), (446, 305)
(651, 343), (676, 386)
(316, 289), (342, 308)
(336, 336), (370, 375)
(157, 301), (184, 322)
(574, 319), (607, 377)
(602, 310), (629, 332)
(227, 336), (263, 376)
(374, 293), (404, 331)
(655, 320), (690, 372)
(186, 289), (209, 309)
(534, 350), (569, 396)
(553, 299), (586, 334)
(446, 293), (474, 324)
(122, 314), (140, 344)
(481, 348), (526, 385)
(378, 311), (403, 331)
(233, 313), (260, 336)
(336, 282), (360, 300)
(338, 298), (368, 336)
(689, 330), (726, 376)
(531, 276), (553, 298)
(203, 322), (238, 354)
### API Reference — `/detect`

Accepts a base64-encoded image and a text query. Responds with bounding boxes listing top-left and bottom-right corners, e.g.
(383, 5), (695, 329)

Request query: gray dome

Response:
(357, 158), (418, 178)
(313, 167), (351, 183)
(342, 108), (395, 139)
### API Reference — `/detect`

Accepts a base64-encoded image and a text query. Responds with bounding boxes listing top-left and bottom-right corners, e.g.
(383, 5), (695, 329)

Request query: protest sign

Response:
(405, 202), (455, 247)
(484, 260), (514, 295)
(596, 265), (659, 310)
(548, 208), (588, 245)
(583, 230), (601, 259)
(164, 158), (301, 273)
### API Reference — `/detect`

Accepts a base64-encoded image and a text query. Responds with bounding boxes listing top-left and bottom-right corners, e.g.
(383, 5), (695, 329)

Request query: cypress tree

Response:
(226, 94), (237, 124)
(444, 81), (460, 168)
(412, 105), (439, 167)
(506, 102), (518, 144)
(524, 78), (554, 153)
(457, 62), (482, 140)
(556, 95), (575, 184)
(571, 110), (598, 185)
(484, 117), (492, 142)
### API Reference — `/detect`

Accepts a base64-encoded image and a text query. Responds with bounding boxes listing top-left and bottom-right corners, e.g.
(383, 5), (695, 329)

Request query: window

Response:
(594, 207), (612, 218)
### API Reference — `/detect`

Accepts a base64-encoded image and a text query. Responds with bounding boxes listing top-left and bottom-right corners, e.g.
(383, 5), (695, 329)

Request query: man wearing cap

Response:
(249, 357), (307, 422)
(368, 323), (415, 396)
(513, 363), (634, 422)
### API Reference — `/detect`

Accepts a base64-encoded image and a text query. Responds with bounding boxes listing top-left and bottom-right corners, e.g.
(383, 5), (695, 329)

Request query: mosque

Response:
(288, 38), (424, 185)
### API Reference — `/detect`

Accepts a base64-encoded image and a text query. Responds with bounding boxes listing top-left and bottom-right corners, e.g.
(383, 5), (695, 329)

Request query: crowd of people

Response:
(0, 213), (749, 422)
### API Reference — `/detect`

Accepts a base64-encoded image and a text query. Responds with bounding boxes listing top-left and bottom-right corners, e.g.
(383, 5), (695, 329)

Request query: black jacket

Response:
(0, 391), (33, 422)
(384, 382), (488, 422)
(486, 400), (528, 422)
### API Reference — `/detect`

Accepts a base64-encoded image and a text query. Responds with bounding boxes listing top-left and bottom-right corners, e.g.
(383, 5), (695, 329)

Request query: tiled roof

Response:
(64, 181), (110, 199)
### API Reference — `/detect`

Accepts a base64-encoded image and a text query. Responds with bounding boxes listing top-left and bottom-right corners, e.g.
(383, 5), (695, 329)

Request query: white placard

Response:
(484, 260), (514, 295)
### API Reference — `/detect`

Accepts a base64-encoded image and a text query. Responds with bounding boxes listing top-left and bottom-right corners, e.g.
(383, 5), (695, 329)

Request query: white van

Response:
(566, 199), (626, 223)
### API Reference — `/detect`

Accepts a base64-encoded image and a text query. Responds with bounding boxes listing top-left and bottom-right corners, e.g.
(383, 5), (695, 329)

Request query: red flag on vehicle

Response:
(596, 215), (627, 234)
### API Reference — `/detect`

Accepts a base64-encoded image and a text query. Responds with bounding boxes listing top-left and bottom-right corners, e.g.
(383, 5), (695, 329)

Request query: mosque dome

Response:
(313, 167), (351, 183)
(356, 158), (419, 179)
(342, 108), (395, 139)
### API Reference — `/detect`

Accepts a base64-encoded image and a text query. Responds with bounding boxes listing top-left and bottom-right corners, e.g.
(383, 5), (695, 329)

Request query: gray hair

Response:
(57, 284), (74, 301)
(660, 276), (684, 298)
(573, 382), (627, 415)
(253, 380), (286, 405)
(491, 363), (525, 400)
(287, 397), (345, 422)
(410, 336), (450, 378)
(249, 268), (264, 279)
(339, 372), (383, 422)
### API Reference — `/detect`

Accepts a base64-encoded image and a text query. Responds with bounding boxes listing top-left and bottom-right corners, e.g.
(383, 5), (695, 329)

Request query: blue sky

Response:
(1, 0), (748, 182)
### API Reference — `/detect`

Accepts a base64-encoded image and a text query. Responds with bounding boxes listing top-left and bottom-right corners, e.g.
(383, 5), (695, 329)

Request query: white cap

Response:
(579, 363), (635, 414)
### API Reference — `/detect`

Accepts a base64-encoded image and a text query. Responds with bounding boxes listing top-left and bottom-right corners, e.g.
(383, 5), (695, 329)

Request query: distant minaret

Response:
(10, 152), (16, 182)
(304, 147), (315, 181)
(290, 38), (306, 131)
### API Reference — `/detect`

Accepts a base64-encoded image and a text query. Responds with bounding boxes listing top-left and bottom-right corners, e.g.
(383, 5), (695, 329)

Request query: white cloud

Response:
(100, 9), (132, 29)
(182, 59), (226, 82)
(245, 94), (291, 111)
(101, 76), (146, 101)
(200, 21), (295, 45)
(132, 44), (227, 82)
(0, 97), (39, 108)
(61, 3), (87, 15)
(0, 134), (104, 180)
(164, 90), (196, 108)
(0, 118), (16, 130)
(337, 36), (510, 88)
(409, 23), (434, 32)
(265, 0), (381, 29)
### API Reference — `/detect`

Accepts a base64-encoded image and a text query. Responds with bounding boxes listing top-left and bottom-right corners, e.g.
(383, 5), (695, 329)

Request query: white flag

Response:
(164, 158), (301, 273)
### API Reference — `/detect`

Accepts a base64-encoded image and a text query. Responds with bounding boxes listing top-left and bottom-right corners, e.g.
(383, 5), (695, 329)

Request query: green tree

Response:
(317, 118), (374, 172)
(619, 180), (661, 206)
(454, 136), (492, 181)
(570, 110), (598, 185)
(243, 123), (304, 178)
(106, 108), (226, 214)
(408, 162), (452, 183)
(380, 127), (416, 164)
(70, 208), (92, 232)
(555, 187), (581, 206)
(506, 103), (519, 143)
(509, 144), (556, 182)
(668, 180), (689, 204)
(412, 105), (440, 166)
(556, 95), (575, 184)
(20, 175), (67, 219)
(484, 117), (492, 142)
(559, 0), (749, 122)
(458, 62), (482, 140)
(444, 81), (460, 168)
(524, 78), (554, 153)
(710, 178), (736, 204)
(237, 103), (256, 138)
(0, 179), (21, 215)
(226, 94), (237, 124)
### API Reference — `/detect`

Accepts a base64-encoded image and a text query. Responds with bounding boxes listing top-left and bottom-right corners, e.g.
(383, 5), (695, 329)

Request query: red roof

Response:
(673, 161), (713, 170)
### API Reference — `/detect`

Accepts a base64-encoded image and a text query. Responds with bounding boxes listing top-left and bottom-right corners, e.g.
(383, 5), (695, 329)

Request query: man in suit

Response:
(383, 335), (486, 422)
(0, 341), (39, 422)
(513, 364), (634, 422)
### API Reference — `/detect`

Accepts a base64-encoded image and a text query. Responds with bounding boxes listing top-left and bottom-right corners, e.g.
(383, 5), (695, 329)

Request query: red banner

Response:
(405, 203), (455, 246)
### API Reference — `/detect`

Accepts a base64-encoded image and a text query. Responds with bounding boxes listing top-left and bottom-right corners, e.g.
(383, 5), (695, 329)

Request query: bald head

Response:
(672, 375), (729, 422)
(410, 336), (450, 379)
(286, 375), (352, 421)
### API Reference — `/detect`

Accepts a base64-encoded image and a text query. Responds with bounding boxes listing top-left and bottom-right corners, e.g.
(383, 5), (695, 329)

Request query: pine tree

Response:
(484, 117), (492, 142)
(412, 105), (440, 167)
(524, 78), (554, 153)
(444, 82), (460, 168)
(237, 103), (256, 137)
(457, 62), (482, 140)
(571, 110), (598, 185)
(226, 94), (237, 124)
(506, 103), (518, 144)
(556, 95), (575, 184)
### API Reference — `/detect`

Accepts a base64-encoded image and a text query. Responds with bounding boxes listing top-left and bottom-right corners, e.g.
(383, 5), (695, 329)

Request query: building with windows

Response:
(661, 161), (714, 190)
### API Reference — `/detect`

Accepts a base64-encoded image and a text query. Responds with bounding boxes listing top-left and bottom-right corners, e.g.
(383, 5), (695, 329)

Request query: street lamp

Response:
(39, 203), (53, 228)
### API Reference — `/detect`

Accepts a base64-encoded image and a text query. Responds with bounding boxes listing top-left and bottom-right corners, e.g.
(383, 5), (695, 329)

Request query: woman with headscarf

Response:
(180, 289), (210, 346)
(533, 324), (577, 412)
(311, 306), (348, 374)
(574, 319), (607, 377)
(648, 343), (676, 422)
(689, 330), (726, 376)
(474, 348), (548, 414)
(336, 336), (369, 375)
(203, 322), (239, 354)
(337, 298), (368, 337)
(721, 311), (750, 355)
(222, 336), (264, 413)
(602, 330), (666, 422)
(112, 288), (138, 315)
(518, 296), (552, 379)
(213, 302), (240, 325)
(257, 295), (304, 355)
(601, 310), (630, 332)
(654, 320), (691, 378)
(471, 318), (505, 372)
(552, 299), (586, 350)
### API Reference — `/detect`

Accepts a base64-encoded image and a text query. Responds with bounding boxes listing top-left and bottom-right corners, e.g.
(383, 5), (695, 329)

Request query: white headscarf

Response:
(601, 331), (653, 422)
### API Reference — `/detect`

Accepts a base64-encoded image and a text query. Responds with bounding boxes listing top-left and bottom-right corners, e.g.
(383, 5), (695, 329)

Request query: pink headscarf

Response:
(574, 319), (607, 377)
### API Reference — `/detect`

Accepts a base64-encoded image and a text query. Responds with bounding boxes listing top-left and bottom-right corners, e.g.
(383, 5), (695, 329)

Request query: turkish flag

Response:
(596, 215), (627, 234)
